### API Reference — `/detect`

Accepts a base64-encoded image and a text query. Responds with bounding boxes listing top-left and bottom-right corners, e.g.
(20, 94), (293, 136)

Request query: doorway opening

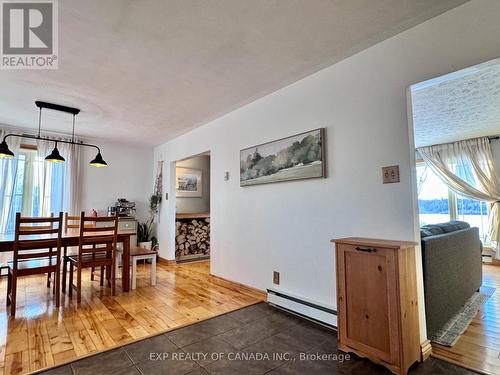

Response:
(173, 151), (211, 263)
(408, 58), (500, 373)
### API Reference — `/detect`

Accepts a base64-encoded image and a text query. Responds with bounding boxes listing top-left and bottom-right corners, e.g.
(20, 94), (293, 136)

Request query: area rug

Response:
(431, 286), (495, 347)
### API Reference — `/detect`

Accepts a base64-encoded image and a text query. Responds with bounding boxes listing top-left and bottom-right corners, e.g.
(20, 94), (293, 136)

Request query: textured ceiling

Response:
(0, 0), (468, 146)
(412, 58), (500, 148)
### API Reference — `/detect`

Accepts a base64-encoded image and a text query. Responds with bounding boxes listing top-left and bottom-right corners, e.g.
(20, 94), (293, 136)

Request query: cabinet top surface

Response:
(331, 237), (417, 249)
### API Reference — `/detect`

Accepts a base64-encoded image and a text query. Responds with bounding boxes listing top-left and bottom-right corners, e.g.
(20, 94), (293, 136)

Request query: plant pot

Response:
(138, 241), (152, 250)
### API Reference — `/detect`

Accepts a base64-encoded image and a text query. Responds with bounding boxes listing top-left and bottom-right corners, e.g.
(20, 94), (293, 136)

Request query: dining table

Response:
(0, 229), (136, 292)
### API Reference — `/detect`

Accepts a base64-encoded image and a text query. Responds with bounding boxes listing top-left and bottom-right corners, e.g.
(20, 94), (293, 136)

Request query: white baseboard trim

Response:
(267, 289), (337, 328)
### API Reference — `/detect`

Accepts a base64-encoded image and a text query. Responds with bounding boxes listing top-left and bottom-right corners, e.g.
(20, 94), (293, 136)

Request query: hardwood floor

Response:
(432, 264), (500, 375)
(0, 260), (265, 374)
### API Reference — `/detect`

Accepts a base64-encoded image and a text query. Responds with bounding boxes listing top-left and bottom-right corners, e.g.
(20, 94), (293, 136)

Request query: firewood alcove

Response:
(175, 212), (210, 263)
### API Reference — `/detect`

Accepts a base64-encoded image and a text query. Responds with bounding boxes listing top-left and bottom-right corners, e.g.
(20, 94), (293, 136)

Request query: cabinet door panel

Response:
(339, 245), (400, 364)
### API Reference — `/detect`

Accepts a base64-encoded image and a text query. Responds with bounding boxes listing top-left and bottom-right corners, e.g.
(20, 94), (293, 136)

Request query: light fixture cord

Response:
(37, 107), (42, 138)
(72, 114), (75, 143)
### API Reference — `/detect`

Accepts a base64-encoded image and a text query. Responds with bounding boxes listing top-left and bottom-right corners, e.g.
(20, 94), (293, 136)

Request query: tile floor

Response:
(39, 302), (477, 375)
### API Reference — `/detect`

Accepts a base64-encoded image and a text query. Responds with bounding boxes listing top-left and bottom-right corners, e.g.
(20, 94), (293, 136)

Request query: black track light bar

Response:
(2, 133), (102, 154)
(0, 101), (107, 167)
(35, 101), (80, 115)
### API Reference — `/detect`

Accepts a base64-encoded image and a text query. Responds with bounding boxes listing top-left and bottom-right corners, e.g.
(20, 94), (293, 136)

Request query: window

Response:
(417, 162), (490, 243)
(456, 197), (490, 244)
(2, 147), (66, 235)
(417, 163), (451, 224)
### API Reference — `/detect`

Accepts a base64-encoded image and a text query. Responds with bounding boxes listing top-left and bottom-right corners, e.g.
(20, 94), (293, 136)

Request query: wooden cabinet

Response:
(332, 238), (420, 375)
(99, 218), (137, 250)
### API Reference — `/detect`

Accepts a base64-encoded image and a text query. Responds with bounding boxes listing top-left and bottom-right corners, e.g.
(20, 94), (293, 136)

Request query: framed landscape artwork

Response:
(176, 167), (202, 197)
(240, 128), (326, 186)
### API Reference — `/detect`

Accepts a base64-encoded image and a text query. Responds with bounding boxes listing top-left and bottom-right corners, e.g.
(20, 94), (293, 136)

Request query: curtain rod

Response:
(416, 135), (500, 150)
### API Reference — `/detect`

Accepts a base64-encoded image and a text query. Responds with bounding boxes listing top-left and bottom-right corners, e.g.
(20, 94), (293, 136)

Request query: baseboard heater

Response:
(267, 289), (337, 328)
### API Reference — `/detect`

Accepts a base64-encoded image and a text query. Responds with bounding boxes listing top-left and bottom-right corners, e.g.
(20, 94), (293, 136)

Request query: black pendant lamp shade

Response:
(89, 151), (108, 167)
(1, 101), (108, 168)
(45, 144), (65, 163)
(0, 140), (14, 158)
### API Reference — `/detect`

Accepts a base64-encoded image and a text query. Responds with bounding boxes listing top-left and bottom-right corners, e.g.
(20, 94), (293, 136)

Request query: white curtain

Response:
(417, 137), (500, 257)
(36, 137), (81, 216)
(0, 130), (22, 234)
(0, 130), (22, 264)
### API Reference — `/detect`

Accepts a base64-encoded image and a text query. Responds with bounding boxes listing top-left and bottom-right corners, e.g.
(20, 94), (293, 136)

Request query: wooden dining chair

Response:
(6, 212), (63, 316)
(62, 213), (101, 293)
(19, 212), (55, 288)
(67, 212), (118, 303)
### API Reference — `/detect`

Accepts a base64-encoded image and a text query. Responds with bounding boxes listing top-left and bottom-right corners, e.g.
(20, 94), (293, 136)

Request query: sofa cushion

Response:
(420, 228), (437, 238)
(435, 221), (470, 233)
(420, 221), (470, 238)
(420, 225), (445, 237)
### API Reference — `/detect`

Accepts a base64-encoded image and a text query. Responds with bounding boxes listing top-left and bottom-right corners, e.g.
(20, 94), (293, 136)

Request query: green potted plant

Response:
(137, 193), (162, 249)
(137, 221), (153, 249)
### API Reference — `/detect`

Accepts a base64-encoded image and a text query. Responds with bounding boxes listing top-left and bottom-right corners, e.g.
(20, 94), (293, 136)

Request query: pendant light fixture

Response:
(0, 101), (108, 167)
(0, 140), (14, 159)
(89, 152), (107, 167)
(45, 141), (65, 162)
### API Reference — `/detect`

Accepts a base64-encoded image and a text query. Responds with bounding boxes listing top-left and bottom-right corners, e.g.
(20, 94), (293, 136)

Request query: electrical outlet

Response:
(273, 271), (280, 285)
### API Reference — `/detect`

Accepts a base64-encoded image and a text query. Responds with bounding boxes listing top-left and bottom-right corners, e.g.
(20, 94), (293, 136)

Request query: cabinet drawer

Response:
(118, 220), (137, 232)
(337, 244), (400, 364)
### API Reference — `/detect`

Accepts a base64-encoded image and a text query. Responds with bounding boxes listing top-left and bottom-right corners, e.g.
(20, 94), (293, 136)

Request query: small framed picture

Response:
(176, 167), (202, 197)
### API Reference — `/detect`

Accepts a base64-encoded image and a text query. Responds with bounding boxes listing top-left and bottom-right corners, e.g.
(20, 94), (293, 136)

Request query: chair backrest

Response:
(65, 213), (95, 232)
(64, 213), (80, 231)
(13, 212), (63, 268)
(19, 213), (54, 232)
(78, 211), (118, 258)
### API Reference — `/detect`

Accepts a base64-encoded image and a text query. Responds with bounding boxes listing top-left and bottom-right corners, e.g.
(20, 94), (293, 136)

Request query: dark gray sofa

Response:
(420, 221), (482, 337)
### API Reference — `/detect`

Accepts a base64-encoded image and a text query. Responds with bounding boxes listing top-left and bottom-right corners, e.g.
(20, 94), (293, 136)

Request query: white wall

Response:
(176, 155), (211, 213)
(80, 140), (153, 222)
(154, 0), (500, 343)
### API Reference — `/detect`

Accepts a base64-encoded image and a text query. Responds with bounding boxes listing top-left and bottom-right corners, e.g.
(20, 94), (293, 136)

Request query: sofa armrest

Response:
(421, 227), (482, 336)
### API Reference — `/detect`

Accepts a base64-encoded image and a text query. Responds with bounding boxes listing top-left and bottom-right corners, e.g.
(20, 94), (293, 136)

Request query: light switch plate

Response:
(382, 165), (400, 184)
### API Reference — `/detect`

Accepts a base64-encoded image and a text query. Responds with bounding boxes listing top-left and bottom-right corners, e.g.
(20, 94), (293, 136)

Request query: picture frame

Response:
(240, 128), (326, 186)
(176, 167), (203, 197)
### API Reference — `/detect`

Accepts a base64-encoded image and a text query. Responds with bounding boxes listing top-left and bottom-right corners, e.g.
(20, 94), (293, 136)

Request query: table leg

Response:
(131, 258), (137, 290)
(151, 254), (157, 286)
(122, 236), (130, 292)
(62, 247), (67, 293)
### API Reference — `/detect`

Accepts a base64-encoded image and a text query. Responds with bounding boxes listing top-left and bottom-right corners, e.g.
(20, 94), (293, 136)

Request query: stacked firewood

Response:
(175, 218), (210, 257)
